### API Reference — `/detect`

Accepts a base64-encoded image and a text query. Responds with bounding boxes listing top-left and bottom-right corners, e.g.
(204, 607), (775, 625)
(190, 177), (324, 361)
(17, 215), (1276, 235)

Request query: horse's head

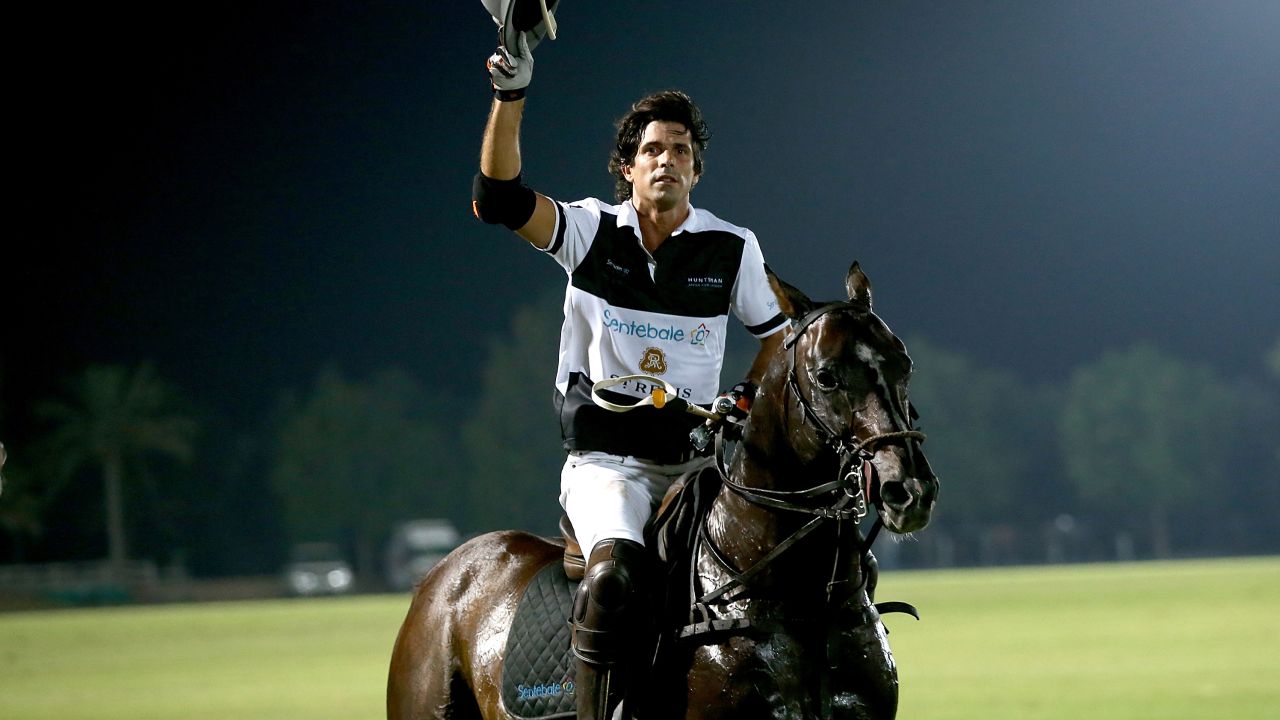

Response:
(765, 261), (939, 534)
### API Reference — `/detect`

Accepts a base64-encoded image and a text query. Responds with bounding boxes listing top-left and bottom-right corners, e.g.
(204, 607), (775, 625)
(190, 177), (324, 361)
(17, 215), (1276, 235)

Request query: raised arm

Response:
(473, 38), (558, 249)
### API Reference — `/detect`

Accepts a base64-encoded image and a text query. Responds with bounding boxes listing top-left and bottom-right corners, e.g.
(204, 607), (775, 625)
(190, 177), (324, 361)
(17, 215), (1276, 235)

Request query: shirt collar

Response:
(617, 200), (702, 237)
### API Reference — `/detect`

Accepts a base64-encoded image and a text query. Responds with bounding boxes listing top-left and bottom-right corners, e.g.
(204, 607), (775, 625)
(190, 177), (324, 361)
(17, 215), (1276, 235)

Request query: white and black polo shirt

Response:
(539, 196), (786, 463)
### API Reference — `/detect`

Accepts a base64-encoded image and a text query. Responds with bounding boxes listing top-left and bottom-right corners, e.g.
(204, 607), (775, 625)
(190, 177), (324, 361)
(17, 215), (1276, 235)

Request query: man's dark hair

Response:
(609, 90), (711, 202)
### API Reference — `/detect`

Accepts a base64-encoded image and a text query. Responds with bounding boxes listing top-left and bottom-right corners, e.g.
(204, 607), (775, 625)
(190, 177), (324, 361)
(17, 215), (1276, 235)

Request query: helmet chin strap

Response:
(538, 0), (557, 39)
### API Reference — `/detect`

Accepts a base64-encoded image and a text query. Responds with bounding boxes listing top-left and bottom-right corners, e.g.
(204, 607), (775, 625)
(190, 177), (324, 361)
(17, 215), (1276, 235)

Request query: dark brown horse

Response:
(388, 262), (939, 720)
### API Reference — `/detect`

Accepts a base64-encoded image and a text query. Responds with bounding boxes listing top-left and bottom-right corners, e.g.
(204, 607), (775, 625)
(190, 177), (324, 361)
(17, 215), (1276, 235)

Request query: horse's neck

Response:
(738, 367), (794, 471)
(736, 372), (831, 488)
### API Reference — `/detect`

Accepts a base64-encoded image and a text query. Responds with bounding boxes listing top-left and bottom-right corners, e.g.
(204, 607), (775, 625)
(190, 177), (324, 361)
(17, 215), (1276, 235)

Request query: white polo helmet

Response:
(481, 0), (560, 55)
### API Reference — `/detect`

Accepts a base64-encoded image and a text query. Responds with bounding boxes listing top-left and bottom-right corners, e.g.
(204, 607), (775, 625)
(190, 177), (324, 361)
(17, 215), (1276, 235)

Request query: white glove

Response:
(487, 32), (533, 97)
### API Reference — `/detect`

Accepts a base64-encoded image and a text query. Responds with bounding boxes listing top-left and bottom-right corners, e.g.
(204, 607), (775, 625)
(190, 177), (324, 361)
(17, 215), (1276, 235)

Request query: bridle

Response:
(717, 301), (926, 525)
(786, 301), (924, 448)
(683, 302), (925, 638)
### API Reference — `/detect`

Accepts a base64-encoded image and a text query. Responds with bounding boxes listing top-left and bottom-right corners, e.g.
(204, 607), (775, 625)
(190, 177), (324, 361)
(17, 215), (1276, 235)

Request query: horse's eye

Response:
(813, 368), (839, 391)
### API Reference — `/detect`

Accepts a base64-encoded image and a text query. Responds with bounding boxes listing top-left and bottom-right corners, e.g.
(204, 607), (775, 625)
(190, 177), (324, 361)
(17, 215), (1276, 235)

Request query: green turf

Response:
(0, 594), (410, 720)
(878, 556), (1280, 719)
(0, 557), (1276, 719)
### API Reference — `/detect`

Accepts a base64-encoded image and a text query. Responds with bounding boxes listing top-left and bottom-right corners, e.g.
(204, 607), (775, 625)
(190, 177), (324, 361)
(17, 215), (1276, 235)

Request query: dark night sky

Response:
(8, 0), (1279, 433)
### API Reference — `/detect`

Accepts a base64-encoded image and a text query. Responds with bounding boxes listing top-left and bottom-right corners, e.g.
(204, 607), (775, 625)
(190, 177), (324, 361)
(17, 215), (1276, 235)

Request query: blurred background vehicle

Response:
(284, 542), (354, 596)
(385, 519), (460, 592)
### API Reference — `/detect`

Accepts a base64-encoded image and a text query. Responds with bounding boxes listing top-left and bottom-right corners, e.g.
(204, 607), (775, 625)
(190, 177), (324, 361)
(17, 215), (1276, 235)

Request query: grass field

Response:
(1, 557), (1276, 719)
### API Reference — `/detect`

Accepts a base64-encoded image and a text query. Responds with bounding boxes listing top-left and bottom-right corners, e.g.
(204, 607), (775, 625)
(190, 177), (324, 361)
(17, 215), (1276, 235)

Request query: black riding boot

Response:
(573, 660), (613, 720)
(571, 538), (647, 720)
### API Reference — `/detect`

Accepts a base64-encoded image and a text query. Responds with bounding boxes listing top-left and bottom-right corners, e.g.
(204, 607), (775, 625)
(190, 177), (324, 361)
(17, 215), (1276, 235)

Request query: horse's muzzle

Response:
(878, 470), (938, 534)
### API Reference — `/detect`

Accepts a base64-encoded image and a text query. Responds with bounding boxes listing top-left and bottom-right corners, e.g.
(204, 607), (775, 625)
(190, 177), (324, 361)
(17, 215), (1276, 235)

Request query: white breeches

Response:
(559, 450), (712, 558)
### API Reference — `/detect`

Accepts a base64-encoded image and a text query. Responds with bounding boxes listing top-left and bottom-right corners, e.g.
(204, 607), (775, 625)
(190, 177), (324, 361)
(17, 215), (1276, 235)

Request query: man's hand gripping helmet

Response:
(481, 0), (561, 56)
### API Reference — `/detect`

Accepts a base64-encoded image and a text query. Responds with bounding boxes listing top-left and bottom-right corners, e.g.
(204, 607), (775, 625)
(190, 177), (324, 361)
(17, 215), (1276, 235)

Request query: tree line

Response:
(1, 291), (1277, 579)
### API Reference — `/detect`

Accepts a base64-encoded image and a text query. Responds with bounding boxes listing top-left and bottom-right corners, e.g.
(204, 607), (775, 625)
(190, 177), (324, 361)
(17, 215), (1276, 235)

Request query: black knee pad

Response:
(571, 539), (648, 666)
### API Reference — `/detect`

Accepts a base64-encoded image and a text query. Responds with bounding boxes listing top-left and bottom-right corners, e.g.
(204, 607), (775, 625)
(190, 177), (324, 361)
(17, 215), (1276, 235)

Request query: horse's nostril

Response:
(880, 480), (911, 508)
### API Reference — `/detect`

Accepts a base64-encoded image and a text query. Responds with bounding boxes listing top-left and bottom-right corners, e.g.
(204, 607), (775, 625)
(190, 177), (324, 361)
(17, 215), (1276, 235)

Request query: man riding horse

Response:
(474, 5), (787, 718)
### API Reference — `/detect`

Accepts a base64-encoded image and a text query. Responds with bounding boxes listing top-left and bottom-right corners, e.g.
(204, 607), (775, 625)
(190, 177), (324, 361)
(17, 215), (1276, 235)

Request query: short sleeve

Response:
(538, 198), (609, 273)
(731, 230), (787, 337)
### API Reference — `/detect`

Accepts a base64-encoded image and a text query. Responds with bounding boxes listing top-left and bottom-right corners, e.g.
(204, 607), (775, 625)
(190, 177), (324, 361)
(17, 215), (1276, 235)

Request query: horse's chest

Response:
(686, 623), (898, 720)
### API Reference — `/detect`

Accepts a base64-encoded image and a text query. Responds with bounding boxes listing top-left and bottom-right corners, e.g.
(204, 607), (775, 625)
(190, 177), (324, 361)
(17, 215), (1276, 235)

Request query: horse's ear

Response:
(845, 261), (873, 312)
(766, 265), (814, 320)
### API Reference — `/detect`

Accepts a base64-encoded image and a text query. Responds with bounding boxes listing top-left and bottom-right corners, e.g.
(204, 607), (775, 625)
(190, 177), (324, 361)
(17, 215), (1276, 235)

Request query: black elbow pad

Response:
(472, 173), (537, 230)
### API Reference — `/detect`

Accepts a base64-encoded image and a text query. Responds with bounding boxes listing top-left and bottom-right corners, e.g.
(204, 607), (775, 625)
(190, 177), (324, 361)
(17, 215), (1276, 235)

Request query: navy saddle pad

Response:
(501, 561), (579, 720)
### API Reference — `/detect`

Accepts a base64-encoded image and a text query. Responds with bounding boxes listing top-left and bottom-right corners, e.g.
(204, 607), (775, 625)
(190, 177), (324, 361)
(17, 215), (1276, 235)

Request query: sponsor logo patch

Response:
(690, 323), (710, 346)
(639, 347), (668, 375)
(516, 675), (576, 700)
(602, 308), (686, 342)
(608, 374), (693, 399)
(687, 275), (724, 289)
